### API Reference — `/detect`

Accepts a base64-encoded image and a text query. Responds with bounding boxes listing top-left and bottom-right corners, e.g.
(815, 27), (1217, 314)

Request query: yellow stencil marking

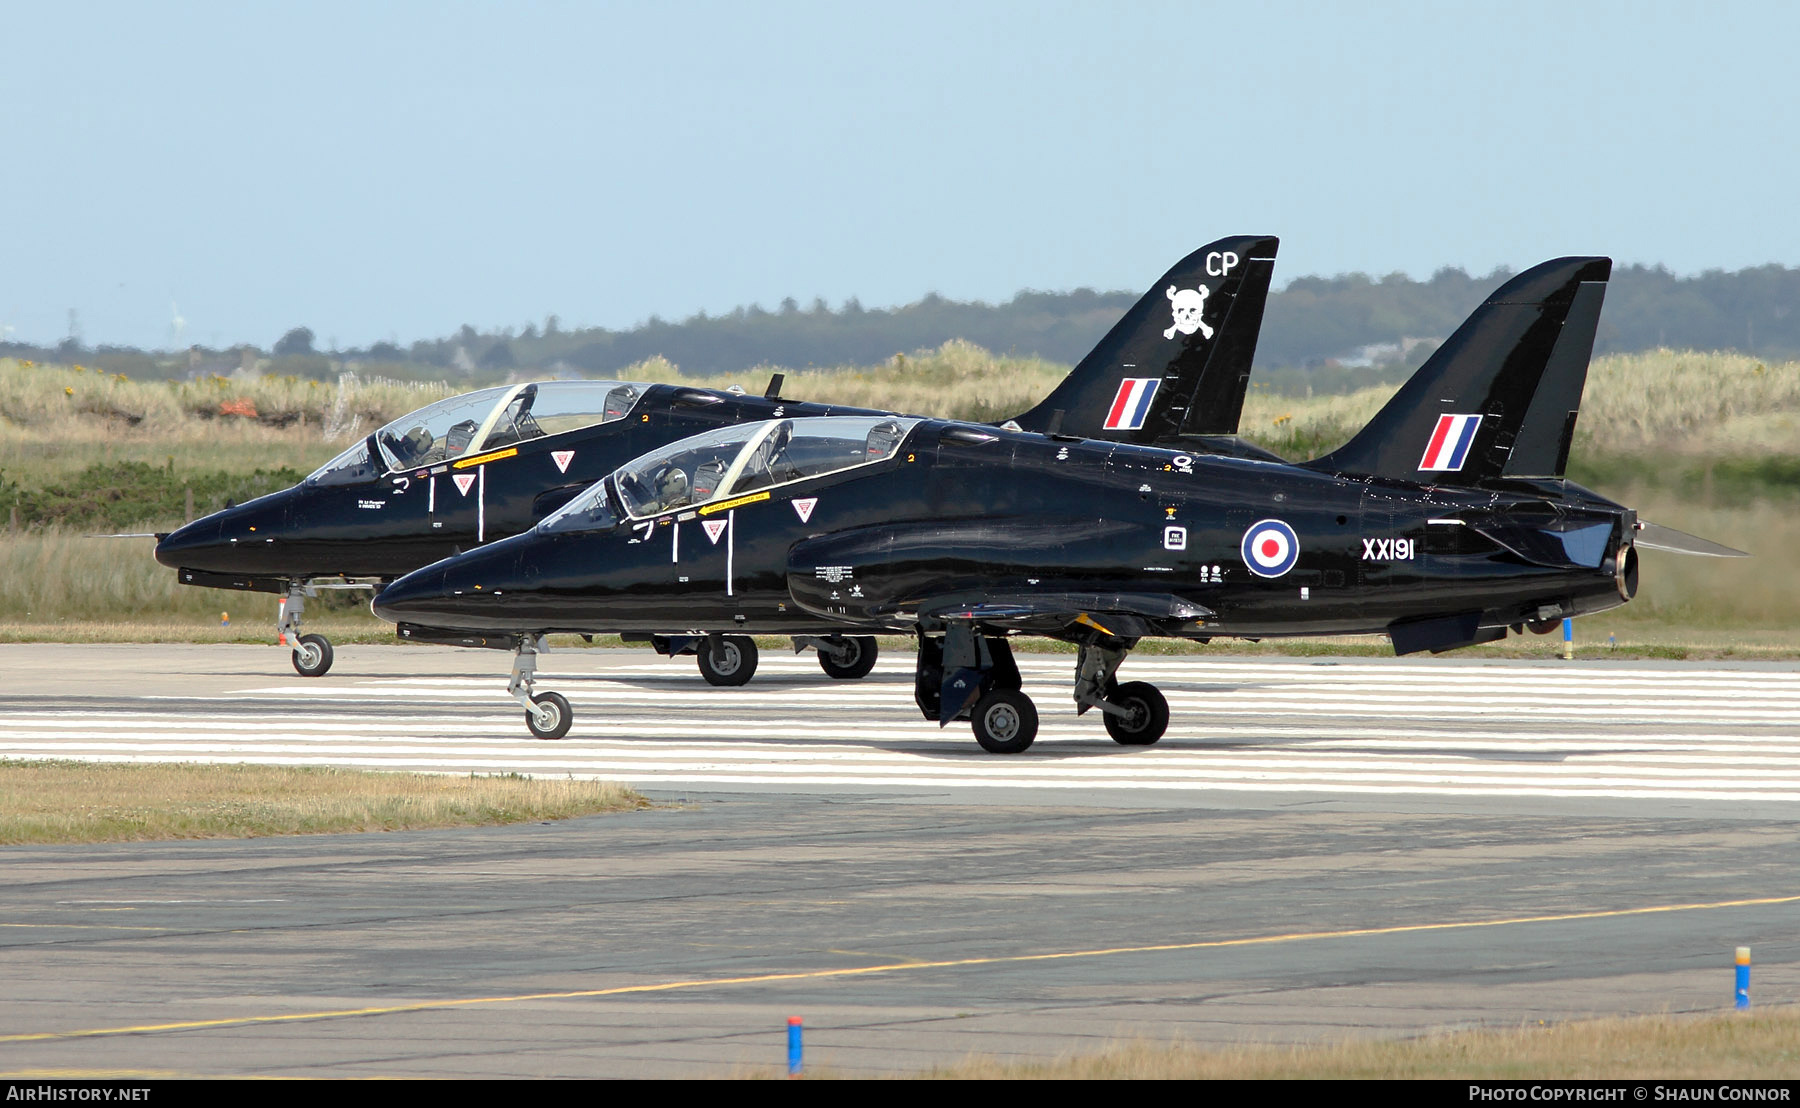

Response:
(452, 448), (518, 469)
(698, 491), (771, 516)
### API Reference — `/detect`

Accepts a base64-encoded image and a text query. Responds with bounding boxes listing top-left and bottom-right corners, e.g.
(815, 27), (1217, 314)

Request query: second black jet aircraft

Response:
(372, 255), (1745, 748)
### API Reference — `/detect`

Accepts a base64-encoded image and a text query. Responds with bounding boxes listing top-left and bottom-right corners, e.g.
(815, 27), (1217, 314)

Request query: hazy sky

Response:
(4, 0), (1796, 350)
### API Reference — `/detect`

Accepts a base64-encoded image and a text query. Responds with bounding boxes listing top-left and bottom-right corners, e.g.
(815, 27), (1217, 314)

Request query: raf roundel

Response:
(1240, 518), (1300, 578)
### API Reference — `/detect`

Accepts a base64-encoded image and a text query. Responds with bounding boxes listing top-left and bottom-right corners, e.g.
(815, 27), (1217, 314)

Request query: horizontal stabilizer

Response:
(1636, 522), (1749, 558)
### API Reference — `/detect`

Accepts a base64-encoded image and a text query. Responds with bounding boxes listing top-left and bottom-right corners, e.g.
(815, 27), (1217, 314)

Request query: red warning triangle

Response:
(702, 518), (728, 544)
(452, 473), (477, 496)
(793, 497), (817, 523)
(551, 450), (574, 473)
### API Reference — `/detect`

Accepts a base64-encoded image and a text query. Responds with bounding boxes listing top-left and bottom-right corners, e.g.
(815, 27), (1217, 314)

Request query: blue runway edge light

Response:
(788, 1016), (803, 1076)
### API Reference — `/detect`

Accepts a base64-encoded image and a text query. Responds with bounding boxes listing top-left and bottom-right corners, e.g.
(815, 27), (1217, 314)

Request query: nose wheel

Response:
(525, 691), (572, 740)
(507, 636), (574, 740)
(279, 582), (334, 677)
(291, 633), (334, 678)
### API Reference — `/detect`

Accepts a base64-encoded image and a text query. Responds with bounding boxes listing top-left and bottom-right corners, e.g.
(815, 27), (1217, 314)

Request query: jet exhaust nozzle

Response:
(1615, 543), (1638, 601)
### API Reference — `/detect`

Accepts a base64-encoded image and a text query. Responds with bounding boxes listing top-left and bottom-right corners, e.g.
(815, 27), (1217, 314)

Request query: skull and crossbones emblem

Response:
(1163, 285), (1215, 341)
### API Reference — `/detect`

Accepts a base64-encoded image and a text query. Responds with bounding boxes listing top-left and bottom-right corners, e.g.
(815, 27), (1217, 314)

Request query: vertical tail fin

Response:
(1303, 256), (1610, 485)
(1007, 235), (1278, 444)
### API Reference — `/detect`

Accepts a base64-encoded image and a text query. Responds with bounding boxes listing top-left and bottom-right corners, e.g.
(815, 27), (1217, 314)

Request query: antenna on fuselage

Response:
(764, 373), (785, 401)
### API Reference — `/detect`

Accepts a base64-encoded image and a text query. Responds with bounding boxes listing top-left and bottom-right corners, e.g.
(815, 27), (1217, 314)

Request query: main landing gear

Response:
(912, 626), (1170, 754)
(635, 632), (879, 685)
(794, 634), (880, 680)
(634, 632), (762, 685)
(1071, 638), (1170, 747)
(697, 633), (758, 686)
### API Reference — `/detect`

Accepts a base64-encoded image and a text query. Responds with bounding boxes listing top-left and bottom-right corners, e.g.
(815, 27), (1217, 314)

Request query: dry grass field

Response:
(2, 348), (1796, 641)
(917, 1007), (1800, 1079)
(0, 760), (643, 844)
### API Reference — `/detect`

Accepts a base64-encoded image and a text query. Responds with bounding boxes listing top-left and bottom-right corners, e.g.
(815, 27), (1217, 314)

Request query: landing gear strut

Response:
(1074, 637), (1169, 747)
(281, 582), (333, 678)
(508, 636), (571, 740)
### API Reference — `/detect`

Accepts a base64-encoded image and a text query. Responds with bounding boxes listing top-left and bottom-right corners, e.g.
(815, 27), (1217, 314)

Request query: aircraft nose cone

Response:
(373, 542), (528, 630)
(371, 566), (451, 625)
(154, 517), (223, 570)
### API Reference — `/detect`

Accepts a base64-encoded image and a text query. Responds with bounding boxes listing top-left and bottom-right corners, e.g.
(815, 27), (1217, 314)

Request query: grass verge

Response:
(0, 761), (644, 845)
(921, 1007), (1800, 1079)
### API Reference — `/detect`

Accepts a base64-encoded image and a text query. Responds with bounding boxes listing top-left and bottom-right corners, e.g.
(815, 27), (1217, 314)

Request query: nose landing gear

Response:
(281, 583), (333, 678)
(507, 636), (572, 740)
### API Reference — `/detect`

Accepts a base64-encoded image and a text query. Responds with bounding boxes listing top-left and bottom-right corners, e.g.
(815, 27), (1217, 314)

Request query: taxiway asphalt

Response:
(0, 643), (1796, 1077)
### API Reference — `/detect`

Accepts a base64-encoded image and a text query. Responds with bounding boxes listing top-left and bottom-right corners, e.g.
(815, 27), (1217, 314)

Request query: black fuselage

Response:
(153, 387), (884, 584)
(373, 420), (1636, 644)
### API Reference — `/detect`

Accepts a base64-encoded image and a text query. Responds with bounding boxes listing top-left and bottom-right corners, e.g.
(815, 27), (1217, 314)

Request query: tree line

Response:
(7, 262), (1797, 383)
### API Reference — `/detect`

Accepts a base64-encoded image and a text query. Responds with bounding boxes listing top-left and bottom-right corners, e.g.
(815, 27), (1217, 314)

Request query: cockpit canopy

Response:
(305, 380), (648, 486)
(539, 415), (919, 533)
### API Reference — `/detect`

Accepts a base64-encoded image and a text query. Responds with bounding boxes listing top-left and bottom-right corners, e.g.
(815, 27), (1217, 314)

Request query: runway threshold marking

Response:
(5, 891), (1797, 1045)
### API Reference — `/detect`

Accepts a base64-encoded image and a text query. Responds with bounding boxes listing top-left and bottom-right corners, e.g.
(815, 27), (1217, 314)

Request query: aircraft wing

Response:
(786, 519), (1211, 637)
(916, 591), (1210, 636)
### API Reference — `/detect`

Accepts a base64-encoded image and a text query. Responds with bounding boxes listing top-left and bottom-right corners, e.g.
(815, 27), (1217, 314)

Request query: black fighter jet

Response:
(372, 255), (1744, 748)
(154, 235), (1279, 680)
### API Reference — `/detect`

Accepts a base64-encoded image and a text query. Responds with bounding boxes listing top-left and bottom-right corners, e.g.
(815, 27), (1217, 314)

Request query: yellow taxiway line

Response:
(4, 892), (1795, 1044)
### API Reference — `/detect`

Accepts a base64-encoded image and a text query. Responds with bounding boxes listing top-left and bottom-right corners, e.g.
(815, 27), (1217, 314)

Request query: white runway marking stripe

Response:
(4, 719), (1797, 748)
(6, 655), (1798, 801)
(8, 742), (1800, 786)
(17, 753), (1800, 802)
